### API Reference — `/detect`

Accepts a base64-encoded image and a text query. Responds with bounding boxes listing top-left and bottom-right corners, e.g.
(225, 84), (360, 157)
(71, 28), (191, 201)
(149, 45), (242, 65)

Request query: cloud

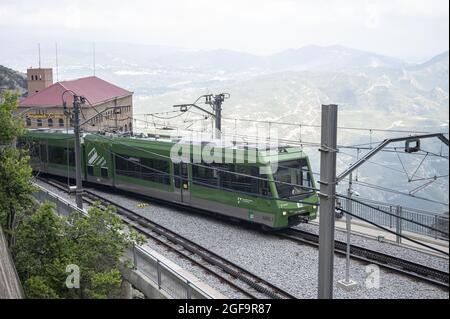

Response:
(0, 0), (448, 58)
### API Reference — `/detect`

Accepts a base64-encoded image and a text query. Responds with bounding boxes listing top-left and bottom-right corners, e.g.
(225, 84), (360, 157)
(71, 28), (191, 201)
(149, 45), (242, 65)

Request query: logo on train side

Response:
(87, 147), (106, 167)
(237, 197), (253, 205)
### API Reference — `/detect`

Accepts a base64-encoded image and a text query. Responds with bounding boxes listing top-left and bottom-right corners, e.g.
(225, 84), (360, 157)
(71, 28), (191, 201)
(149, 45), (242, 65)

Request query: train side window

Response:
(30, 141), (40, 158)
(259, 175), (271, 197)
(115, 154), (170, 185)
(40, 144), (47, 162)
(48, 146), (65, 164)
(141, 157), (170, 184)
(174, 163), (181, 188)
(192, 164), (218, 188)
(87, 165), (94, 176)
(63, 148), (75, 166)
(217, 164), (258, 194)
(101, 167), (108, 178)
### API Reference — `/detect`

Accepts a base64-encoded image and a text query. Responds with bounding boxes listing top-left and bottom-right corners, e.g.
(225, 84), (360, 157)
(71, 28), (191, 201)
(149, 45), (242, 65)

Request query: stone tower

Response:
(26, 67), (53, 95)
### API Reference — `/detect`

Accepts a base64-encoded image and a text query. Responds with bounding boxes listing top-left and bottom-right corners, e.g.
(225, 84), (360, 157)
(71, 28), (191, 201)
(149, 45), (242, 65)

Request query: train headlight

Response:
(312, 205), (317, 210)
(282, 211), (287, 216)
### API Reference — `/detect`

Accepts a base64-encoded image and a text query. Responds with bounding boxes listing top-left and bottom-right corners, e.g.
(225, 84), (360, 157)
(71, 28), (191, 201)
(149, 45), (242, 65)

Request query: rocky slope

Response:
(0, 65), (27, 96)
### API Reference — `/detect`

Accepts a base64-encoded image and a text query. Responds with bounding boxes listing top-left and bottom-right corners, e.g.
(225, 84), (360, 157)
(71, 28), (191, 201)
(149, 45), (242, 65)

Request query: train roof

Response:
(24, 129), (309, 163)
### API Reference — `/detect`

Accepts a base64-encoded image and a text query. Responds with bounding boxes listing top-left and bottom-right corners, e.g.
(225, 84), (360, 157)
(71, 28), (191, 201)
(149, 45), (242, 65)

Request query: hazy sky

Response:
(0, 0), (448, 59)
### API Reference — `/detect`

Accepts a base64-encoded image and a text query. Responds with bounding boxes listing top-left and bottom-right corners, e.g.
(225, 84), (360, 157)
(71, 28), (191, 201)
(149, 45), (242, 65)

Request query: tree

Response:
(23, 276), (60, 299)
(14, 202), (70, 297)
(1, 91), (145, 298)
(0, 91), (34, 247)
(63, 203), (143, 299)
(0, 90), (24, 144)
(14, 202), (144, 299)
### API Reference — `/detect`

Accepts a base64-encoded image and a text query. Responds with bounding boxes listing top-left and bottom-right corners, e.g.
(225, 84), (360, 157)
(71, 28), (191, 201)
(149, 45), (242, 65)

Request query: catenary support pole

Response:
(73, 95), (84, 209)
(214, 95), (223, 139)
(345, 172), (353, 282)
(337, 171), (358, 290)
(318, 104), (338, 299)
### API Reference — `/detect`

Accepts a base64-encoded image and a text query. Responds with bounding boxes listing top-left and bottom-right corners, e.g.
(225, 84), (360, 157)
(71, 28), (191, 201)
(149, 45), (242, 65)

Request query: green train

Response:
(20, 129), (319, 229)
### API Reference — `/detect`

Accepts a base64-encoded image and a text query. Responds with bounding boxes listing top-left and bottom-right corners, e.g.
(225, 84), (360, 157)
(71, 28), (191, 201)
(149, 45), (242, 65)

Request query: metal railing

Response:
(341, 197), (449, 242)
(132, 245), (214, 299)
(32, 183), (215, 299)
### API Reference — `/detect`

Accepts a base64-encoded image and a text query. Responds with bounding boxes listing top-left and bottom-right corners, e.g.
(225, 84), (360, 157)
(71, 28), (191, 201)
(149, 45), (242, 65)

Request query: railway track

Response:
(36, 175), (449, 293)
(281, 228), (449, 289)
(36, 176), (296, 299)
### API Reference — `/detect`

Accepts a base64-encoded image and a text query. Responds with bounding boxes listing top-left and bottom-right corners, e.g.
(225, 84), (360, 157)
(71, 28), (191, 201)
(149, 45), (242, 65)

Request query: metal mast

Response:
(317, 104), (338, 299)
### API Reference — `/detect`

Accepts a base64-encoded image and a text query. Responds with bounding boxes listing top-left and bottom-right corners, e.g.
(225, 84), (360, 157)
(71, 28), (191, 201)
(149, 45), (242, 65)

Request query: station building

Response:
(18, 67), (134, 132)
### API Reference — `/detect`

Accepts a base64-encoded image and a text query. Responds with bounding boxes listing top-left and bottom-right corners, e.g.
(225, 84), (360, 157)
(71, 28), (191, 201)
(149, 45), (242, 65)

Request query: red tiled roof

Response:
(19, 76), (132, 107)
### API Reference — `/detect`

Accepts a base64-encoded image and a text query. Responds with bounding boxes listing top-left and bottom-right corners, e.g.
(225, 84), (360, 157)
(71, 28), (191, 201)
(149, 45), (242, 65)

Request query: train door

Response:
(174, 162), (190, 204)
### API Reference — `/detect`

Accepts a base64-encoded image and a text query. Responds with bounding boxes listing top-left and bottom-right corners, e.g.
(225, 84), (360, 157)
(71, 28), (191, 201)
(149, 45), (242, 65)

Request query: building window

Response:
(37, 119), (42, 127)
(59, 119), (64, 127)
(124, 124), (127, 131)
(48, 118), (53, 127)
(26, 118), (31, 126)
(129, 122), (132, 132)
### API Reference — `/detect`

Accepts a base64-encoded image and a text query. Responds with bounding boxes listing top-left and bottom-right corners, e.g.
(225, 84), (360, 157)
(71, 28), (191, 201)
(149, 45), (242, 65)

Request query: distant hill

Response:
(0, 65), (27, 96)
(266, 45), (406, 71)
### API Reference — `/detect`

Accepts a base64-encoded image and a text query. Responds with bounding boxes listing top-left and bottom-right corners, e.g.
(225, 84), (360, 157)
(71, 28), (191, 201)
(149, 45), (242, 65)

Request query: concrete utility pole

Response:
(318, 104), (338, 299)
(73, 95), (84, 209)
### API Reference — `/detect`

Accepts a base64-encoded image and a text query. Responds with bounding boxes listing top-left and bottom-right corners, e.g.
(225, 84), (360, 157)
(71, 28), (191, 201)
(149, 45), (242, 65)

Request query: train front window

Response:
(273, 159), (313, 198)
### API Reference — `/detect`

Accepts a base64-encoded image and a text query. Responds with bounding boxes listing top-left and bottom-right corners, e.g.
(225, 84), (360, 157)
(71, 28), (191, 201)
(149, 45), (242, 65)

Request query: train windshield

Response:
(273, 159), (313, 199)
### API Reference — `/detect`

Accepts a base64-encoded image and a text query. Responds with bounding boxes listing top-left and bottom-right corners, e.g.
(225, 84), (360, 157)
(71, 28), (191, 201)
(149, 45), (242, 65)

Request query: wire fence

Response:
(341, 197), (449, 242)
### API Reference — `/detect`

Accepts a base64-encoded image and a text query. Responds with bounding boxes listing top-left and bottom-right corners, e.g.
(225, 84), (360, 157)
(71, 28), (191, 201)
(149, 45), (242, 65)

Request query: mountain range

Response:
(1, 43), (448, 211)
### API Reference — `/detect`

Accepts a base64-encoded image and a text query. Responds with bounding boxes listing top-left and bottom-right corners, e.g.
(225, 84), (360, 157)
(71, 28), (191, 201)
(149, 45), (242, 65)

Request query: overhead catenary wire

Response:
(22, 130), (449, 240)
(91, 131), (449, 216)
(221, 116), (449, 135)
(338, 149), (449, 189)
(91, 121), (450, 207)
(335, 206), (449, 256)
(89, 134), (450, 238)
(132, 114), (448, 157)
(350, 180), (449, 207)
(24, 114), (449, 208)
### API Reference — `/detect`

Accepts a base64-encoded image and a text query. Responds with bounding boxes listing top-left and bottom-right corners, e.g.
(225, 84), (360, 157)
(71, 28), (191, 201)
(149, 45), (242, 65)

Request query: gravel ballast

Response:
(36, 180), (449, 299)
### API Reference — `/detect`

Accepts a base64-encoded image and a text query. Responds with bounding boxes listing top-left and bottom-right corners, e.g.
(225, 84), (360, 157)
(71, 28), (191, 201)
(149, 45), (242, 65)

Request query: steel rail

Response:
(282, 228), (449, 289)
(37, 176), (296, 299)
